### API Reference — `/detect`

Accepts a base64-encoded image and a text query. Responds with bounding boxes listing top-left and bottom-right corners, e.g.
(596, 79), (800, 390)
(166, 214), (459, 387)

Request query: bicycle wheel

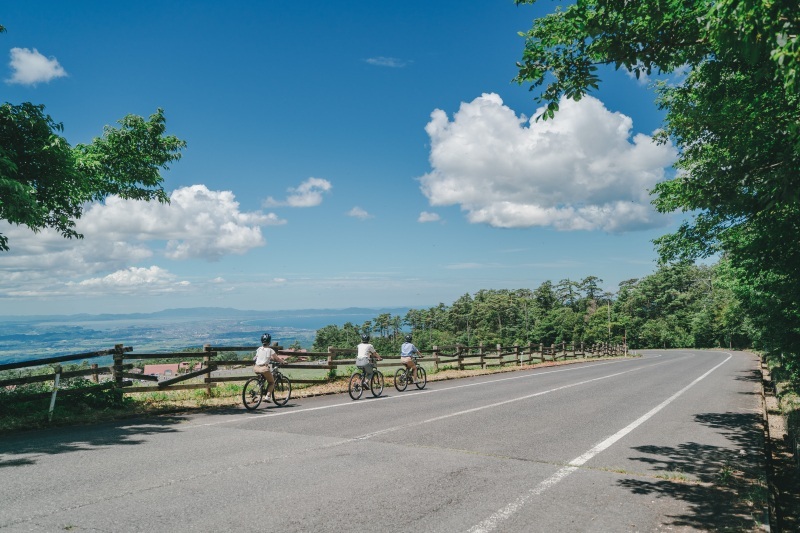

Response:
(242, 377), (264, 410)
(415, 366), (427, 389)
(272, 375), (292, 406)
(394, 368), (408, 391)
(348, 372), (364, 400)
(370, 370), (384, 397)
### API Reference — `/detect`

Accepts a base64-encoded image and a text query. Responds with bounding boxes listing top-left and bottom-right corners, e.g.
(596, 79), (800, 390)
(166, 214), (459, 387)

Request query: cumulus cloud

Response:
(347, 207), (372, 220)
(419, 93), (678, 232)
(264, 177), (332, 207)
(72, 266), (190, 295)
(0, 184), (284, 299)
(7, 47), (68, 85)
(365, 56), (409, 68)
(418, 211), (441, 223)
(79, 184), (282, 260)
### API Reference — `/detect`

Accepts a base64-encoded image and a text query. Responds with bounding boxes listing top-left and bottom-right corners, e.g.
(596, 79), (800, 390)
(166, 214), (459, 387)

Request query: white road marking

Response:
(467, 352), (733, 533)
(185, 355), (664, 429)
(353, 365), (655, 440)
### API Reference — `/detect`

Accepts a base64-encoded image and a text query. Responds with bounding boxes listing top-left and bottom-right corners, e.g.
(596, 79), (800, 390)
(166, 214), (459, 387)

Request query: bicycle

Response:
(242, 361), (292, 409)
(394, 357), (427, 391)
(348, 357), (384, 400)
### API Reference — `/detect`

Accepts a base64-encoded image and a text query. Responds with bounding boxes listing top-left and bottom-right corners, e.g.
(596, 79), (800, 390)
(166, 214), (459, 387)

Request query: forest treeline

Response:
(313, 257), (762, 360)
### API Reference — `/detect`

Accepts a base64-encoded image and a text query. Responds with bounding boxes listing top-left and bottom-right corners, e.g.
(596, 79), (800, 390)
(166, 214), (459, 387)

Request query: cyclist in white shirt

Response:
(253, 333), (286, 401)
(356, 334), (381, 386)
(400, 334), (421, 383)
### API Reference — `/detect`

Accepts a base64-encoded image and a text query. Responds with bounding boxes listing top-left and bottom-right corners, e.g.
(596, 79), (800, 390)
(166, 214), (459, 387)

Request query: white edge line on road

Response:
(466, 352), (733, 533)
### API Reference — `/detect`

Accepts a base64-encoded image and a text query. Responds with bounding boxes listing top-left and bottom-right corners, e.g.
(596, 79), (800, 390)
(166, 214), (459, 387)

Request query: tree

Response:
(532, 280), (557, 313)
(515, 0), (800, 371)
(555, 279), (580, 310)
(515, 0), (798, 114)
(0, 104), (185, 251)
(579, 276), (603, 302)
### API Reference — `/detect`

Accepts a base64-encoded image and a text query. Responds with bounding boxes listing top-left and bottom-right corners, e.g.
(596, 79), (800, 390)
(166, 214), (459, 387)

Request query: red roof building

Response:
(143, 364), (180, 378)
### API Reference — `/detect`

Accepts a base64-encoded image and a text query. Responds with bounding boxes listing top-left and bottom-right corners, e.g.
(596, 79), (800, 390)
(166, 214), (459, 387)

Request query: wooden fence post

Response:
(327, 346), (334, 380)
(203, 344), (212, 395)
(433, 346), (439, 373)
(478, 342), (484, 370)
(48, 364), (62, 422)
(113, 344), (124, 389)
(497, 344), (503, 367)
(551, 344), (556, 361)
(91, 363), (99, 383)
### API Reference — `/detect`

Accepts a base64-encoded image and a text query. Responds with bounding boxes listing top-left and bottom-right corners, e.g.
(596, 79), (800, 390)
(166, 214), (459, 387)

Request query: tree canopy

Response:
(0, 104), (185, 251)
(514, 0), (800, 374)
(0, 23), (185, 251)
(313, 264), (750, 356)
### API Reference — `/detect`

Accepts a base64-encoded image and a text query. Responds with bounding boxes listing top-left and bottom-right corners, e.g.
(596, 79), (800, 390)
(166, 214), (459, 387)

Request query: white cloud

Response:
(0, 184), (283, 300)
(365, 57), (409, 68)
(347, 207), (372, 219)
(7, 47), (67, 85)
(418, 211), (441, 223)
(419, 93), (678, 232)
(80, 184), (282, 260)
(264, 177), (332, 207)
(72, 266), (190, 295)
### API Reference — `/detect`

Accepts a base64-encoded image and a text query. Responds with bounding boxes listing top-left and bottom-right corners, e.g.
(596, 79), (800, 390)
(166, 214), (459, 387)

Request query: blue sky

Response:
(1, 1), (680, 316)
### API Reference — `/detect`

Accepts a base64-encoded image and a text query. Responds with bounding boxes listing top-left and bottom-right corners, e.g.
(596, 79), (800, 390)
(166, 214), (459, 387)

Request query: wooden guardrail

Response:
(0, 340), (627, 417)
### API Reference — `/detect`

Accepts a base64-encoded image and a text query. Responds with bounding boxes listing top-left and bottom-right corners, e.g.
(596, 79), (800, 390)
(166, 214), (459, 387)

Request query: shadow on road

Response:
(0, 415), (188, 467)
(734, 368), (763, 395)
(618, 411), (767, 530)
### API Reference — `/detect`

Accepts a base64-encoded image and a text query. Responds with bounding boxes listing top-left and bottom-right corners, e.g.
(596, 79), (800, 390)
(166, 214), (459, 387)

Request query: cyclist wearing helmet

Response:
(253, 333), (287, 401)
(400, 334), (421, 383)
(356, 333), (381, 387)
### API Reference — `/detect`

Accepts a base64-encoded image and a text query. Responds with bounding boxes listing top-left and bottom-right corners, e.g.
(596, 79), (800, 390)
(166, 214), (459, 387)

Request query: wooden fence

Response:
(0, 340), (627, 417)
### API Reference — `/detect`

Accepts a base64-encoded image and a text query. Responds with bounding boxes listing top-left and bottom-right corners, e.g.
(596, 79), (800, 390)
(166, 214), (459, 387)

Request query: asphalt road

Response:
(0, 350), (765, 532)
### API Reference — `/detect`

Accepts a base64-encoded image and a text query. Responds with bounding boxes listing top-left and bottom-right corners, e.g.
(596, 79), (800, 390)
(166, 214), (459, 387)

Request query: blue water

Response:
(0, 307), (410, 365)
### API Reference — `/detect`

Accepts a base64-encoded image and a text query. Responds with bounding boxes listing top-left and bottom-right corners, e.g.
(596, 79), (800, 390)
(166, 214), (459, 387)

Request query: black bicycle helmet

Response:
(261, 333), (271, 345)
(405, 334), (413, 342)
(361, 333), (370, 342)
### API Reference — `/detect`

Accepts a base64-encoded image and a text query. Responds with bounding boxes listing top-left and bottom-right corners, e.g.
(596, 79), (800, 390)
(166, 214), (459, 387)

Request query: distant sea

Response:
(0, 307), (410, 366)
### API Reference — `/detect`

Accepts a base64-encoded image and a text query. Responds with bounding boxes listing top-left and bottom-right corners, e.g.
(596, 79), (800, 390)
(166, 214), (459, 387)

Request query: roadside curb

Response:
(761, 361), (780, 530)
(761, 356), (800, 533)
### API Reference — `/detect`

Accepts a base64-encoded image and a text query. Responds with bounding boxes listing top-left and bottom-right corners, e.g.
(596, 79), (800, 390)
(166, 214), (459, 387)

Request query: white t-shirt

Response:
(356, 342), (377, 365)
(254, 345), (276, 366)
